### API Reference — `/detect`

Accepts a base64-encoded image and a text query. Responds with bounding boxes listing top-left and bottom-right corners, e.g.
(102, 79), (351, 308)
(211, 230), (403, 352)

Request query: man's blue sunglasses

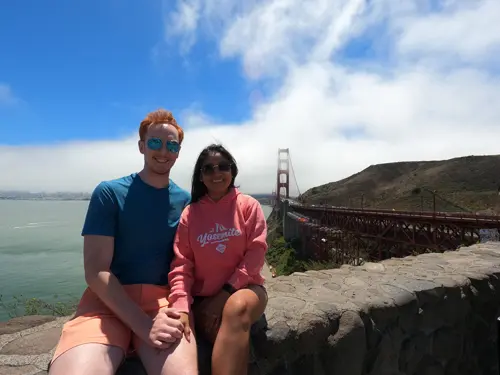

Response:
(146, 138), (180, 153)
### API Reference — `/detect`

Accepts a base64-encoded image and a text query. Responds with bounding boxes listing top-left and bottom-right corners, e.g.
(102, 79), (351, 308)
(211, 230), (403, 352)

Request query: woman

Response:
(168, 144), (268, 375)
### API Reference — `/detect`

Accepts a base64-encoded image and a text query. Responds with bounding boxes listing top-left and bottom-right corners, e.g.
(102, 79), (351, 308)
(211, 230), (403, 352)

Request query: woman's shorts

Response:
(192, 284), (268, 335)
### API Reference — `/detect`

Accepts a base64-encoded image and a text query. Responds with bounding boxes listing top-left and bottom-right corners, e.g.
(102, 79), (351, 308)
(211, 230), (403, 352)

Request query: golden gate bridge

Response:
(270, 148), (500, 265)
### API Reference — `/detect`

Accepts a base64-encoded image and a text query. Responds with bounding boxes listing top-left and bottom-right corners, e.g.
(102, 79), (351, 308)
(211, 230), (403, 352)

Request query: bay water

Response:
(0, 200), (273, 321)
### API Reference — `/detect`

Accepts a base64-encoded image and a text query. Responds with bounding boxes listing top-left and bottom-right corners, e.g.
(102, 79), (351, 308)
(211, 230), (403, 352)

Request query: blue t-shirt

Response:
(81, 173), (190, 285)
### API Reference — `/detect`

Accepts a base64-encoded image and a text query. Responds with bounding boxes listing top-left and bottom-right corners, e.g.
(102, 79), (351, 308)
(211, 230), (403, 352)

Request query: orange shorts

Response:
(51, 284), (169, 365)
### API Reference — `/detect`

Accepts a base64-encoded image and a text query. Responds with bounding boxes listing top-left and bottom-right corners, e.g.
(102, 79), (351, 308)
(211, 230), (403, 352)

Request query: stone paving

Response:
(0, 316), (70, 375)
(3, 243), (500, 374)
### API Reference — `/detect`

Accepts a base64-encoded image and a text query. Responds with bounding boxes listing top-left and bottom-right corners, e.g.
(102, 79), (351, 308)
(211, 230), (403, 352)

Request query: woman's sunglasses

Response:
(201, 162), (232, 175)
(146, 138), (180, 153)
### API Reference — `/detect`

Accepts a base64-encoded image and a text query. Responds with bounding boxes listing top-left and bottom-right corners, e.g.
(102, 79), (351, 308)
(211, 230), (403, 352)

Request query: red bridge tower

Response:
(276, 148), (290, 198)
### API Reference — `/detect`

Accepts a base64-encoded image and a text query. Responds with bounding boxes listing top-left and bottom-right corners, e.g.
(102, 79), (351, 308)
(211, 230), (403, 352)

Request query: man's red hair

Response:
(139, 109), (184, 143)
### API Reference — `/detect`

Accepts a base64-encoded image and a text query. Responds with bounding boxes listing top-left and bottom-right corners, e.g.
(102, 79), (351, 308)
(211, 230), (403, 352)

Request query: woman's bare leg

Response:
(211, 285), (268, 375)
(48, 343), (124, 375)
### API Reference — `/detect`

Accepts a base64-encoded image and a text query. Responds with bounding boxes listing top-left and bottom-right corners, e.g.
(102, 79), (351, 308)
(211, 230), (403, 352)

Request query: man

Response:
(49, 109), (198, 375)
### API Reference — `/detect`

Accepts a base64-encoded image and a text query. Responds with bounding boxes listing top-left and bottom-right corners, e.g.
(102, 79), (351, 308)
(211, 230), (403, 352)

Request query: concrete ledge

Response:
(253, 241), (500, 375)
(2, 242), (500, 374)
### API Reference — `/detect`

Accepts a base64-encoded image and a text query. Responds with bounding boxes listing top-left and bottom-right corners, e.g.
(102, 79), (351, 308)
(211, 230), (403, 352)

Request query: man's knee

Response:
(159, 353), (199, 375)
(161, 364), (198, 375)
(48, 344), (124, 375)
(139, 336), (198, 375)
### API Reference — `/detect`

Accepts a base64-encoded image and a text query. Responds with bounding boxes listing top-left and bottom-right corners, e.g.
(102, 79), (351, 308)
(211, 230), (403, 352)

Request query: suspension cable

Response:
(289, 152), (302, 198)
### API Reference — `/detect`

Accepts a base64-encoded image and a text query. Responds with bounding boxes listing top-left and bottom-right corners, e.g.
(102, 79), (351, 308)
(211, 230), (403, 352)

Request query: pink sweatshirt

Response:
(168, 188), (268, 313)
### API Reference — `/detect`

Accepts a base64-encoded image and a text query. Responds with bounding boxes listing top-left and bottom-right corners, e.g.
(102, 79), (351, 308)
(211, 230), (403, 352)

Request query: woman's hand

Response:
(179, 312), (191, 342)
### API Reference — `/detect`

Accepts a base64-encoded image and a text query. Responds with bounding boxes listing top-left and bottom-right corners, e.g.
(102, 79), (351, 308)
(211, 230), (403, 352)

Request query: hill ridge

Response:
(301, 154), (500, 214)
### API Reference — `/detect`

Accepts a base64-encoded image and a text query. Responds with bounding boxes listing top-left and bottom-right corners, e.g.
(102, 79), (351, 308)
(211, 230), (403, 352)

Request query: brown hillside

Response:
(301, 155), (500, 213)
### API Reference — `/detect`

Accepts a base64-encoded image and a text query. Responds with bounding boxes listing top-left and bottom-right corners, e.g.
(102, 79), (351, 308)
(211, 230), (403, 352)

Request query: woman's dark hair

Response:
(190, 144), (239, 203)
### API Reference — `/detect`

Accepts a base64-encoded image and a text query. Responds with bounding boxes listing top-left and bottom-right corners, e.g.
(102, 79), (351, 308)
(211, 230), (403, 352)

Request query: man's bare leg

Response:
(48, 343), (124, 375)
(136, 317), (198, 375)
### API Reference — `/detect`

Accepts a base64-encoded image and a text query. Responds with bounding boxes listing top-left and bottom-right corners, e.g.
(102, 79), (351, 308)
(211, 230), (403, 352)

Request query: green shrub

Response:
(0, 294), (78, 318)
(266, 236), (338, 276)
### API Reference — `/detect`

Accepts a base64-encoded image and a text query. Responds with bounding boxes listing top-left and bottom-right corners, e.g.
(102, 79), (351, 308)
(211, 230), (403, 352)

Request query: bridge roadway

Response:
(276, 198), (500, 263)
(287, 201), (500, 228)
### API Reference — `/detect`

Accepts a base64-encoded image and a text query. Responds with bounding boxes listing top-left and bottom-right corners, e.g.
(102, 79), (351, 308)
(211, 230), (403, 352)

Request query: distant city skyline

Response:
(0, 190), (273, 202)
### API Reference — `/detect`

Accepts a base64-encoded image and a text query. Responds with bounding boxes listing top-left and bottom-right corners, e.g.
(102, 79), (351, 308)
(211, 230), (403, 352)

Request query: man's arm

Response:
(81, 182), (153, 341)
(83, 235), (152, 339)
(82, 182), (184, 348)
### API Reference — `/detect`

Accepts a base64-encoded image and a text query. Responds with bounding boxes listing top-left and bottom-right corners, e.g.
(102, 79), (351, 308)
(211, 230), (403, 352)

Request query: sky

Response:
(1, 0), (499, 195)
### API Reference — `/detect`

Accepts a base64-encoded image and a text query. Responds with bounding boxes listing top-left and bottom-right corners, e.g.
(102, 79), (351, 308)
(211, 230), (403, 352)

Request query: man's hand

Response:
(140, 308), (184, 349)
(179, 312), (191, 342)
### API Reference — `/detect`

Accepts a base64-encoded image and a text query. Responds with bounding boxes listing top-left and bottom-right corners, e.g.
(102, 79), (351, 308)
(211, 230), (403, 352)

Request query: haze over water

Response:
(0, 200), (273, 322)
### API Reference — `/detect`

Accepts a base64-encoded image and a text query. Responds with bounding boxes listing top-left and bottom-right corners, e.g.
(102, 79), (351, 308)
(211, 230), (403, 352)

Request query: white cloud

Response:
(164, 0), (201, 54)
(2, 0), (500, 196)
(0, 83), (19, 106)
(396, 0), (500, 64)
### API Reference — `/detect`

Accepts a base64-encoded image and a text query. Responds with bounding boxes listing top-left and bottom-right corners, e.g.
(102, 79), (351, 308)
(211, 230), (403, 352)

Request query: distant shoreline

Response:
(1, 191), (273, 203)
(0, 197), (272, 204)
(0, 198), (90, 201)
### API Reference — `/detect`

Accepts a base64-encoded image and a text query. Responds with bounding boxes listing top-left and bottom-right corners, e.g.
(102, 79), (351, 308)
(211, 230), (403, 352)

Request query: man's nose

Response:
(158, 147), (169, 156)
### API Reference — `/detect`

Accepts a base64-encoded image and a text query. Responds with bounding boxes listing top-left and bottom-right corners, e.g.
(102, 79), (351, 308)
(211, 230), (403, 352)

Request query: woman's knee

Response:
(222, 294), (253, 330)
(221, 286), (268, 331)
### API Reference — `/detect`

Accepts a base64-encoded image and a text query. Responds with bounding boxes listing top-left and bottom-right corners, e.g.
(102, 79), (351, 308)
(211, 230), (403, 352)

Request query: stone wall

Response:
(252, 241), (500, 375)
(2, 242), (500, 375)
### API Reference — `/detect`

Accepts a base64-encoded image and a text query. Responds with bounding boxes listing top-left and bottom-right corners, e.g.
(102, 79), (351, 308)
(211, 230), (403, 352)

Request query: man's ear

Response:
(138, 140), (145, 154)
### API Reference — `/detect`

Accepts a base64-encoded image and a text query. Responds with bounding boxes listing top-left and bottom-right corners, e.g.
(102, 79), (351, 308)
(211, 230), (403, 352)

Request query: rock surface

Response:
(2, 242), (500, 374)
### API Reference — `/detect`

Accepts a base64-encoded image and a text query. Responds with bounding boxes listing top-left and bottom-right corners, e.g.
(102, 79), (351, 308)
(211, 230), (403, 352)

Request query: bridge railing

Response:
(288, 202), (500, 224)
(283, 208), (499, 264)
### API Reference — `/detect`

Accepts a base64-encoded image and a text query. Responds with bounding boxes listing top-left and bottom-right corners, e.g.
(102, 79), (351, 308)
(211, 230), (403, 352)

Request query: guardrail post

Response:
(497, 316), (500, 374)
(432, 190), (436, 217)
(282, 200), (290, 241)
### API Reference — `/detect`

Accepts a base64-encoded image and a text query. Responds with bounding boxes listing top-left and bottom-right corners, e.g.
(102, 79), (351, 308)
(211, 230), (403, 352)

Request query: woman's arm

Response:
(168, 210), (195, 313)
(227, 198), (268, 289)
